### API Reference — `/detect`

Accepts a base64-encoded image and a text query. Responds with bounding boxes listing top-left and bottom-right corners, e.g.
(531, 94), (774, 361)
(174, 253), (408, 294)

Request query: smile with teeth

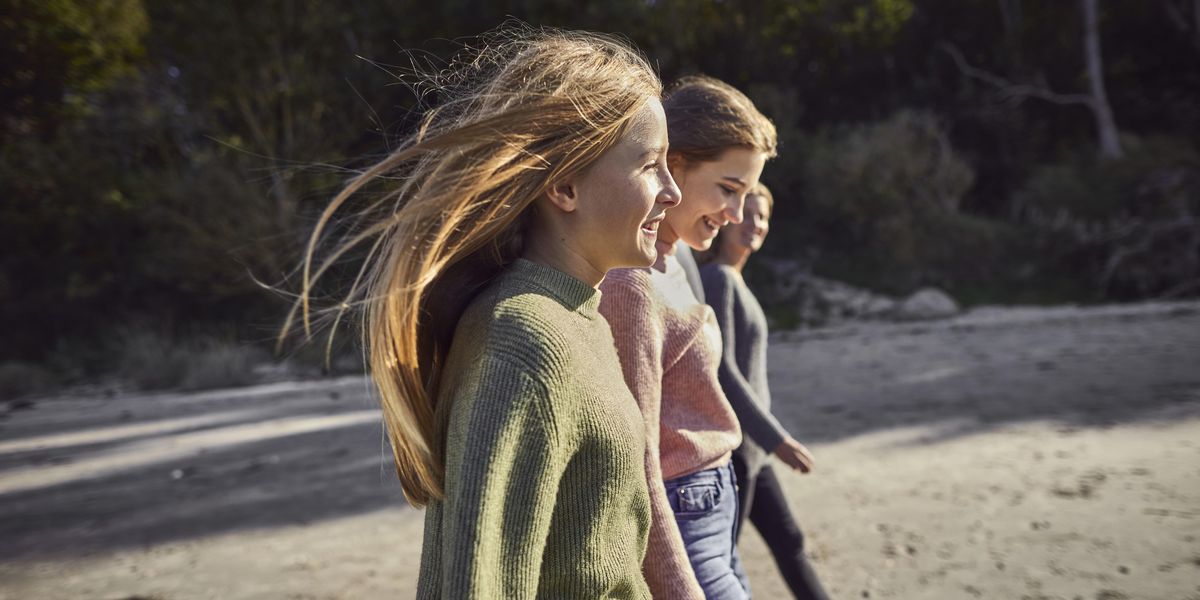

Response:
(641, 217), (663, 234)
(702, 215), (723, 233)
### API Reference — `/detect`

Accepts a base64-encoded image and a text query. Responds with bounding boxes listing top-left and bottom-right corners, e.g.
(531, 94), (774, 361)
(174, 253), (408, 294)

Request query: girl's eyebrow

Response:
(721, 176), (747, 187)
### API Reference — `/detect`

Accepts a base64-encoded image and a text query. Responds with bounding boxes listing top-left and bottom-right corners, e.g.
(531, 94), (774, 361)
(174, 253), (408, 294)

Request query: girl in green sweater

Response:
(286, 27), (681, 598)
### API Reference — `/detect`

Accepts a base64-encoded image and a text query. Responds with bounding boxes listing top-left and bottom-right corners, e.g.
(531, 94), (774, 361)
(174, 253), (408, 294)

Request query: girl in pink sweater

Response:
(599, 75), (777, 600)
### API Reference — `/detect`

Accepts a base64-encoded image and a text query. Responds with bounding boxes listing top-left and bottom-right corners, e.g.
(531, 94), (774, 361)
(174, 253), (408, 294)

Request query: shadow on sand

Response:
(1, 304), (1198, 561)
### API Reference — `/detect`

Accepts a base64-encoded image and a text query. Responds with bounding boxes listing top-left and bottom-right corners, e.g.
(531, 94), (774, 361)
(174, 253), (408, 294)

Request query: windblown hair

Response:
(663, 75), (778, 164)
(280, 27), (661, 506)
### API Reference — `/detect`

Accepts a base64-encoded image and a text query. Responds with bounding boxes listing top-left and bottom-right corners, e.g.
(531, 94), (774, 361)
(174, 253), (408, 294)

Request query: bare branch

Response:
(1163, 0), (1200, 53)
(1164, 0), (1190, 32)
(938, 42), (1094, 107)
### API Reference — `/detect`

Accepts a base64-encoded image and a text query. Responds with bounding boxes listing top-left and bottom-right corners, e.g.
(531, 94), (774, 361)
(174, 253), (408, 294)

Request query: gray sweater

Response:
(700, 263), (788, 475)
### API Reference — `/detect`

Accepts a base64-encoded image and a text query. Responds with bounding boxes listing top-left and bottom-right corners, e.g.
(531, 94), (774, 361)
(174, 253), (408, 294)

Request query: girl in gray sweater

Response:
(700, 183), (831, 600)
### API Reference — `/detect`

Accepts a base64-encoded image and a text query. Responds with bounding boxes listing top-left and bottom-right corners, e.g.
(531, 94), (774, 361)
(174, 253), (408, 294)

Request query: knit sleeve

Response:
(434, 354), (568, 599)
(599, 270), (706, 600)
(702, 265), (788, 452)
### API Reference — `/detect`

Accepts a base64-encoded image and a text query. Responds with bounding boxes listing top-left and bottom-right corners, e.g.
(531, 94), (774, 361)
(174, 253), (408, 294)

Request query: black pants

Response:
(732, 452), (831, 600)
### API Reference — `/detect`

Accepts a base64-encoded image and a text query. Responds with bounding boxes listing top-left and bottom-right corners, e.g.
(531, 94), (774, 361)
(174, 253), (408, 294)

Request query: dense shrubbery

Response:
(0, 362), (55, 401)
(1016, 137), (1200, 299)
(4, 1), (1198, 388)
(763, 118), (1200, 305)
(790, 110), (1018, 295)
(113, 329), (262, 391)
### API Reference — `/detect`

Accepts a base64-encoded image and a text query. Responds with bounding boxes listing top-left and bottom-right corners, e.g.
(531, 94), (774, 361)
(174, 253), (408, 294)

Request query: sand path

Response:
(1, 302), (1198, 599)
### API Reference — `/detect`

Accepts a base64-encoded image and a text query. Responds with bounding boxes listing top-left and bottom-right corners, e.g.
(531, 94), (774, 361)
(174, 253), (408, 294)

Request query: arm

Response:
(702, 266), (789, 453)
(436, 354), (567, 598)
(704, 269), (816, 472)
(599, 271), (706, 600)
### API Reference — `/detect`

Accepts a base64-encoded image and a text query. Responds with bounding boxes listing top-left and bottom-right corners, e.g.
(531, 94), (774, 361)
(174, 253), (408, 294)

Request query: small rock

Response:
(170, 466), (197, 480)
(1117, 565), (1129, 574)
(863, 297), (897, 317)
(893, 287), (960, 321)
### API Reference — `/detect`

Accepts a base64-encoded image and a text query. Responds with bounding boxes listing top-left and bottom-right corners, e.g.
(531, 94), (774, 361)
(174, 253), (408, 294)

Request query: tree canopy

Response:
(3, 0), (1198, 363)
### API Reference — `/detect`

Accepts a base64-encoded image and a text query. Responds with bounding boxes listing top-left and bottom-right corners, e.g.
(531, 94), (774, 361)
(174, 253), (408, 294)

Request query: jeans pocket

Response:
(670, 481), (723, 518)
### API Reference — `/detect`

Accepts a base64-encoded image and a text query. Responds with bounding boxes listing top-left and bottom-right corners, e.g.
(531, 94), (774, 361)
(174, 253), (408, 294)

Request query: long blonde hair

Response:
(281, 27), (661, 506)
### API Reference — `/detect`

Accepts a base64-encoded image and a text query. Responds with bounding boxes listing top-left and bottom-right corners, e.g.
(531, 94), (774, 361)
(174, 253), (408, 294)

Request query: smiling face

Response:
(568, 98), (682, 271)
(721, 191), (771, 255)
(660, 147), (767, 251)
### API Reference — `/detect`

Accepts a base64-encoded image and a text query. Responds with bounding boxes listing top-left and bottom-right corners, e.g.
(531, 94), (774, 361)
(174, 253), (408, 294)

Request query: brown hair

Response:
(663, 75), (778, 164)
(280, 27), (661, 506)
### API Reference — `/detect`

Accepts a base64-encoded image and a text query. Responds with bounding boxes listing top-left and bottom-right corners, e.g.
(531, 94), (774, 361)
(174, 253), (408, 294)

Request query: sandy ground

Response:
(1, 301), (1198, 600)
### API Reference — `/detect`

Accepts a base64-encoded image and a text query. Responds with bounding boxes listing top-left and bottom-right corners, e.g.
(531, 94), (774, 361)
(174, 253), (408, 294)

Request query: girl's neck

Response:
(521, 232), (605, 288)
(715, 245), (751, 274)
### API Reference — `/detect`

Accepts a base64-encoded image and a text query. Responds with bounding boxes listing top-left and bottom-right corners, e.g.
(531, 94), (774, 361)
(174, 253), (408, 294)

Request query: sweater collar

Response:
(508, 259), (601, 316)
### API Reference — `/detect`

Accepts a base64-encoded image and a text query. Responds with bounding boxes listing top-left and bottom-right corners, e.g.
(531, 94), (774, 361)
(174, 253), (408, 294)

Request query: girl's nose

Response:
(659, 172), (682, 207)
(720, 196), (739, 225)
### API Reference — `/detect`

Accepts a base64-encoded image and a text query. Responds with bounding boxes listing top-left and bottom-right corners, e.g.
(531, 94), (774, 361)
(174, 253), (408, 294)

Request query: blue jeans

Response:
(664, 461), (750, 599)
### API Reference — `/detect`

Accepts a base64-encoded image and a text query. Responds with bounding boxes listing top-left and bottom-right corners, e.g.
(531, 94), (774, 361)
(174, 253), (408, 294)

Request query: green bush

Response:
(179, 339), (268, 391)
(798, 110), (999, 293)
(1016, 136), (1200, 222)
(804, 110), (974, 240)
(116, 329), (266, 391)
(1016, 136), (1200, 299)
(0, 361), (56, 400)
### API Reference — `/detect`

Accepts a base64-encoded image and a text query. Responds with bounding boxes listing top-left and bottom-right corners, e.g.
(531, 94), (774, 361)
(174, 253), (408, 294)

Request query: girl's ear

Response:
(545, 179), (579, 213)
(667, 154), (688, 187)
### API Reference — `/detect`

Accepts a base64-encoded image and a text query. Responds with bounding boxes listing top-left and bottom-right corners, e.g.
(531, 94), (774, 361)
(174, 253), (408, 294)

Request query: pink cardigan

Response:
(599, 260), (742, 600)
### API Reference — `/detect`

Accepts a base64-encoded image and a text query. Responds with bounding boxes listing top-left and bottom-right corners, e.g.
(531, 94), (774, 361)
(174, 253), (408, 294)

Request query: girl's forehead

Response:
(745, 194), (768, 211)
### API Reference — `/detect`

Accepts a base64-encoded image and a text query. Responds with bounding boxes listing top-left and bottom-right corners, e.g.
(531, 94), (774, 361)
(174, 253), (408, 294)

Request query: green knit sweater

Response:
(416, 259), (652, 599)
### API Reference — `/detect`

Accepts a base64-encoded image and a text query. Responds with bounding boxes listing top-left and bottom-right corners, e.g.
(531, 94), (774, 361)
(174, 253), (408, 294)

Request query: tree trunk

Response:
(1190, 0), (1200, 53)
(1082, 0), (1123, 159)
(998, 0), (1024, 76)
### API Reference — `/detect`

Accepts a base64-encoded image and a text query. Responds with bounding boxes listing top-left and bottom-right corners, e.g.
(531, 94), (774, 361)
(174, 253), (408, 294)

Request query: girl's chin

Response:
(689, 236), (715, 251)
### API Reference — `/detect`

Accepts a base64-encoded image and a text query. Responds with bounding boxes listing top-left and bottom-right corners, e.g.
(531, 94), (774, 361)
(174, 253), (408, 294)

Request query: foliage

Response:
(0, 361), (55, 400)
(115, 329), (266, 391)
(797, 110), (980, 289)
(0, 0), (147, 138)
(2, 0), (1199, 370)
(1017, 137), (1200, 299)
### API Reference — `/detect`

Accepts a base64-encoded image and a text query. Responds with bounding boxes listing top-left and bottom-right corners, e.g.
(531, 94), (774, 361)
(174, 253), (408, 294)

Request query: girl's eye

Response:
(719, 185), (736, 196)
